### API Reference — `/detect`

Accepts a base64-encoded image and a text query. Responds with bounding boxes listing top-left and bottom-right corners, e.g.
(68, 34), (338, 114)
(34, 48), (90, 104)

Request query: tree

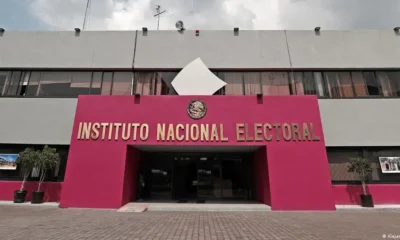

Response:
(348, 157), (373, 195)
(15, 148), (39, 191)
(35, 146), (60, 192)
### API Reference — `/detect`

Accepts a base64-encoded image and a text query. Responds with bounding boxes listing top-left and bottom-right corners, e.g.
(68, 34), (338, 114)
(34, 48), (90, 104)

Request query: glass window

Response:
(101, 72), (113, 95)
(261, 72), (290, 95)
(153, 72), (175, 95)
(292, 72), (304, 95)
(351, 72), (368, 97)
(135, 72), (153, 95)
(323, 72), (355, 98)
(313, 72), (326, 97)
(219, 72), (244, 95)
(324, 72), (341, 98)
(243, 72), (261, 95)
(4, 71), (22, 96)
(303, 72), (317, 95)
(338, 72), (354, 97)
(0, 71), (11, 96)
(134, 72), (177, 95)
(25, 72), (41, 96)
(376, 71), (400, 97)
(363, 71), (381, 96)
(327, 148), (365, 181)
(70, 72), (91, 96)
(90, 72), (102, 95)
(112, 72), (133, 95)
(35, 72), (91, 97)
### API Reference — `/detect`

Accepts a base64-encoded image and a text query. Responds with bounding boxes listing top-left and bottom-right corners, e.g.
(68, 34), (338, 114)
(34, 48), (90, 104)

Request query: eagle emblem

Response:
(187, 100), (206, 119)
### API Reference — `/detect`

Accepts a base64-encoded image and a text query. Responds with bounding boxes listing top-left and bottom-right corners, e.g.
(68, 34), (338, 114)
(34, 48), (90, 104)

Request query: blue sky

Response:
(0, 0), (46, 30)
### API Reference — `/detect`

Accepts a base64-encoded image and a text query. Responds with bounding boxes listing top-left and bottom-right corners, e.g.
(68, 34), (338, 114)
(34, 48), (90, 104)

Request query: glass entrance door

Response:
(138, 152), (254, 202)
(197, 157), (222, 200)
(173, 156), (197, 201)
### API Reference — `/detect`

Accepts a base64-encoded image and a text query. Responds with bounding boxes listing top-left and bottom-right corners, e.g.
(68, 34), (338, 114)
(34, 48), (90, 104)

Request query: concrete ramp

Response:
(117, 203), (148, 213)
(147, 203), (271, 212)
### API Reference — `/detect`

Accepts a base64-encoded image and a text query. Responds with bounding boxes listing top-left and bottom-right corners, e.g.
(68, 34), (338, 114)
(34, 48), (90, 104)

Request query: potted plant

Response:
(347, 157), (374, 207)
(14, 148), (39, 203)
(31, 146), (60, 204)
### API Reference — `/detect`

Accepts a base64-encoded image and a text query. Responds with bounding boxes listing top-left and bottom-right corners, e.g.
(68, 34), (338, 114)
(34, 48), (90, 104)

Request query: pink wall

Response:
(254, 147), (270, 205)
(0, 181), (62, 202)
(333, 184), (400, 205)
(61, 95), (335, 210)
(121, 146), (141, 205)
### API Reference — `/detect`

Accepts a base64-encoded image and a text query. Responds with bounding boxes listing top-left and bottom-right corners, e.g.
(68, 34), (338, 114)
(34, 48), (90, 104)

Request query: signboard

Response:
(379, 157), (400, 173)
(0, 154), (18, 170)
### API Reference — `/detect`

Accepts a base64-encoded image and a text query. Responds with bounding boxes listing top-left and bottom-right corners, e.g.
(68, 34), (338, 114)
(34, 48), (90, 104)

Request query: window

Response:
(4, 71), (22, 96)
(0, 144), (69, 182)
(376, 71), (400, 97)
(351, 72), (368, 97)
(0, 71), (11, 96)
(218, 72), (244, 95)
(134, 72), (176, 95)
(363, 71), (381, 96)
(313, 72), (326, 97)
(89, 72), (102, 95)
(327, 147), (400, 183)
(327, 147), (363, 181)
(323, 72), (355, 98)
(25, 72), (40, 96)
(261, 72), (290, 95)
(2, 69), (400, 98)
(101, 72), (113, 95)
(243, 72), (261, 95)
(26, 72), (91, 97)
(112, 72), (133, 95)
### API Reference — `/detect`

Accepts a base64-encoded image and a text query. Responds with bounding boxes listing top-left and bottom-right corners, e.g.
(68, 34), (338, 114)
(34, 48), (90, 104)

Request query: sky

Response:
(1, 0), (400, 31)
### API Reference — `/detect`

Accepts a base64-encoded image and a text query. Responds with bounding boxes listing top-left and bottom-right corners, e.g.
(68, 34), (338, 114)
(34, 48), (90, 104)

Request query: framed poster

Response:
(379, 157), (400, 173)
(0, 154), (18, 170)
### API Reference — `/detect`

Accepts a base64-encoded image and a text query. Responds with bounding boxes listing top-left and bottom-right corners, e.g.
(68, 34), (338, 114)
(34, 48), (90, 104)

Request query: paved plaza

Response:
(1, 205), (400, 240)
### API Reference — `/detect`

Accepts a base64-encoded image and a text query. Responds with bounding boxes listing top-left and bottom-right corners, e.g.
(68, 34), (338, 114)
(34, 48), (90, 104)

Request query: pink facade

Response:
(59, 95), (335, 210)
(1, 95), (400, 209)
(0, 181), (62, 202)
(333, 184), (400, 205)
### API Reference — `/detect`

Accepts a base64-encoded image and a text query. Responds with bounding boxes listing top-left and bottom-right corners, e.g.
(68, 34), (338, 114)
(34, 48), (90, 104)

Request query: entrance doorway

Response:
(137, 152), (255, 203)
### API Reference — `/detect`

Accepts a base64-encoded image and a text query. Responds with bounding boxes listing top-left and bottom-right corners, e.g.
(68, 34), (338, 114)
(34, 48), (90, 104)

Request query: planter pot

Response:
(360, 194), (374, 207)
(31, 191), (45, 204)
(13, 190), (27, 203)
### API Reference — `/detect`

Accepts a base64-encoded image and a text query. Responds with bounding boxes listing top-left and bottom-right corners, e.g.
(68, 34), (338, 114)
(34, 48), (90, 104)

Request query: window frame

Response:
(1, 69), (400, 98)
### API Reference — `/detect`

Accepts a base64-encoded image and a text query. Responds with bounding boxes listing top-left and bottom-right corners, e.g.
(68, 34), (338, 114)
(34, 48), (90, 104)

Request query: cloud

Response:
(277, 0), (400, 30)
(29, 0), (400, 30)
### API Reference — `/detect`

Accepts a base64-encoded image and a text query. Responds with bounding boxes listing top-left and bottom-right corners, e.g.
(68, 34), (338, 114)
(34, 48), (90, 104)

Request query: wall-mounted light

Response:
(257, 93), (263, 98)
(134, 93), (141, 97)
(314, 27), (321, 32)
(234, 27), (239, 32)
(394, 27), (400, 31)
(195, 30), (199, 36)
(0, 28), (5, 33)
(142, 27), (148, 32)
(74, 28), (81, 33)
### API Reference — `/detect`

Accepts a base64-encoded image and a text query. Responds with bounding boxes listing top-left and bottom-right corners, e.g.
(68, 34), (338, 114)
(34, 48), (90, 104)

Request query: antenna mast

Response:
(154, 5), (166, 30)
(83, 0), (92, 30)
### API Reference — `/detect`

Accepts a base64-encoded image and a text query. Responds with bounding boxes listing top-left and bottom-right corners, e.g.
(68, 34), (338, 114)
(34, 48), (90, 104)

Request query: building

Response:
(0, 29), (400, 210)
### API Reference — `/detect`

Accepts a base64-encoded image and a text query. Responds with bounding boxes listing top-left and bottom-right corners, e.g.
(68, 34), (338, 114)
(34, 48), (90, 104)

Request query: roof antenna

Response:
(154, 5), (167, 30)
(82, 0), (92, 30)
